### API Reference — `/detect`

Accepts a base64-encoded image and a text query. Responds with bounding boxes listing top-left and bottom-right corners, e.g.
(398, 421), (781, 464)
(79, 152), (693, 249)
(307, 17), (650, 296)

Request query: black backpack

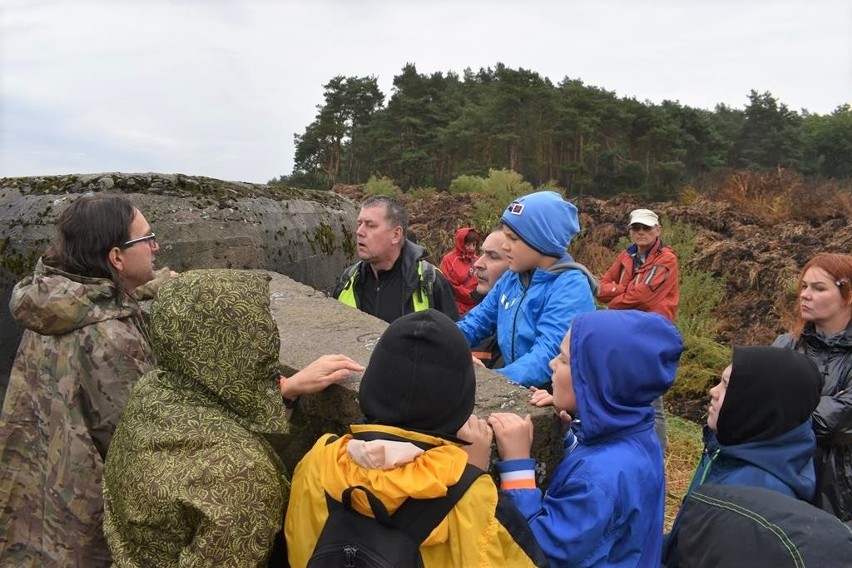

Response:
(307, 464), (483, 568)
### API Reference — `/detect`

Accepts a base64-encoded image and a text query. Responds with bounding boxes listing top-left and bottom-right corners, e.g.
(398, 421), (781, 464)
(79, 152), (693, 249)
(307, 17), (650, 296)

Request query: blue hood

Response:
(703, 421), (817, 501)
(570, 310), (682, 444)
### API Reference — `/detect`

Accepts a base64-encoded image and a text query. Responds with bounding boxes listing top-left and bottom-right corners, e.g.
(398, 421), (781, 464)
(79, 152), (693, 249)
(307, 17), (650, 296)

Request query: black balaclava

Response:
(716, 346), (822, 446)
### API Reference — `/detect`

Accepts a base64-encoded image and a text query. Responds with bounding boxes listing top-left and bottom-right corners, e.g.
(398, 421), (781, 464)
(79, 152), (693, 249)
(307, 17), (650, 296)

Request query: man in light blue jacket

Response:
(457, 190), (598, 387)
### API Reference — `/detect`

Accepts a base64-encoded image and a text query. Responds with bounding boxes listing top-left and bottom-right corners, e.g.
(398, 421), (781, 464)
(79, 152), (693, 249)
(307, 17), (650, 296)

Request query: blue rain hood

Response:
(570, 310), (683, 444)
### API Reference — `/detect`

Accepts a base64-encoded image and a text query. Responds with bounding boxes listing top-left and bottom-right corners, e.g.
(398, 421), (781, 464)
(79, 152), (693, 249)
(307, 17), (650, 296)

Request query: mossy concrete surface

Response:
(0, 173), (359, 397)
(265, 271), (564, 488)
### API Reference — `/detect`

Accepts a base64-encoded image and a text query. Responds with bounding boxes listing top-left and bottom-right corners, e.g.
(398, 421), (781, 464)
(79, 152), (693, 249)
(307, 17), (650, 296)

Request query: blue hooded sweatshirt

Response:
(458, 255), (598, 386)
(496, 310), (682, 567)
(458, 191), (598, 386)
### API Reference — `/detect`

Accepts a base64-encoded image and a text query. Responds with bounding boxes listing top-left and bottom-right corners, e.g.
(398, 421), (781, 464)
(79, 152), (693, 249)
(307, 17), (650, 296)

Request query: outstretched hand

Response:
(488, 413), (533, 461)
(457, 414), (493, 471)
(280, 354), (364, 399)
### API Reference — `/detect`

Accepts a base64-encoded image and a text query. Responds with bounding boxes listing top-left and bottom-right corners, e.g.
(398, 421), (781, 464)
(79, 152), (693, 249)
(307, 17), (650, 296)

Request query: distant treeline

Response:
(274, 63), (852, 199)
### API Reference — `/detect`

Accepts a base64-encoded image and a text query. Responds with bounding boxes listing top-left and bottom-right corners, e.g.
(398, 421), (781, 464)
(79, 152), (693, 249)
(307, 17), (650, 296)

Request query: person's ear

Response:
(391, 226), (403, 245)
(108, 247), (124, 273)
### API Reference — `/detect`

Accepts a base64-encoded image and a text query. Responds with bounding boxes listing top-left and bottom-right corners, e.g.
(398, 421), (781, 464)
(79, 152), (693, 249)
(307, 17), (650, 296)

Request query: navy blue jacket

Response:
(689, 422), (816, 501)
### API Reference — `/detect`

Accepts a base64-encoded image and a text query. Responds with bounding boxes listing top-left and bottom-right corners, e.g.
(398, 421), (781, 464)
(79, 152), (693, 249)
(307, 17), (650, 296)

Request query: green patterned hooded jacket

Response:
(103, 269), (291, 567)
(0, 258), (155, 568)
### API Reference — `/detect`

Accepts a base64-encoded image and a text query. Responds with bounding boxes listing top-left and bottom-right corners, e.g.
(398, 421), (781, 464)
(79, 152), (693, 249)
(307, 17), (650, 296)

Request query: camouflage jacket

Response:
(0, 258), (155, 568)
(104, 270), (291, 567)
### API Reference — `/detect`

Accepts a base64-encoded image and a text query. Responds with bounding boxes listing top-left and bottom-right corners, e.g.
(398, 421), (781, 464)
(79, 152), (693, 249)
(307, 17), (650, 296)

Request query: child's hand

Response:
(488, 413), (533, 461)
(457, 414), (493, 471)
(529, 386), (553, 407)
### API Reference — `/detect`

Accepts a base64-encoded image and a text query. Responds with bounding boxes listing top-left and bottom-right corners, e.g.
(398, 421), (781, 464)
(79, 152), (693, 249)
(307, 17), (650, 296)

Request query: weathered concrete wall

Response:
(0, 173), (359, 399)
(264, 271), (564, 487)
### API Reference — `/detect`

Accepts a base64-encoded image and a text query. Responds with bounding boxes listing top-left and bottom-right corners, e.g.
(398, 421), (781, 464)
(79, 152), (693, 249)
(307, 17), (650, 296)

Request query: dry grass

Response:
(664, 415), (704, 531)
(715, 169), (852, 222)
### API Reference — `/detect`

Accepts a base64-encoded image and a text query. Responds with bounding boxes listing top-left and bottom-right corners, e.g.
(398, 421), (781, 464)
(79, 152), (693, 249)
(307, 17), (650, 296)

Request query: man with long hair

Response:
(0, 193), (173, 566)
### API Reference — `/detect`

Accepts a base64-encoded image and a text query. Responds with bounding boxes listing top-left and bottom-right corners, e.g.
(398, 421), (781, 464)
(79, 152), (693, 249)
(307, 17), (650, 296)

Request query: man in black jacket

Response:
(333, 196), (458, 323)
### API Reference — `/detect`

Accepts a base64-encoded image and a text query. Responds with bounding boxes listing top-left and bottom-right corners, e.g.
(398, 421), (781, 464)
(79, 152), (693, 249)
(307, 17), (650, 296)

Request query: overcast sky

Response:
(2, 0), (850, 184)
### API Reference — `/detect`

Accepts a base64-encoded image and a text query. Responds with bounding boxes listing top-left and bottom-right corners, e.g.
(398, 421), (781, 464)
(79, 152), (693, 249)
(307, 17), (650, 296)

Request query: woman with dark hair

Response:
(0, 193), (172, 567)
(773, 252), (852, 522)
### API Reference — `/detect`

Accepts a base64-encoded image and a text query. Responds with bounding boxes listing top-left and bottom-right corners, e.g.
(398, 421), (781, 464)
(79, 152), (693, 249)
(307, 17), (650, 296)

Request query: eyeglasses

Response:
(629, 224), (654, 232)
(121, 232), (157, 249)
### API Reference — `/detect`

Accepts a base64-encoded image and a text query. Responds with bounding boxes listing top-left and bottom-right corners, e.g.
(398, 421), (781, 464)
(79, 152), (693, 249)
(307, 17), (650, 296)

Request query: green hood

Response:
(150, 269), (288, 434)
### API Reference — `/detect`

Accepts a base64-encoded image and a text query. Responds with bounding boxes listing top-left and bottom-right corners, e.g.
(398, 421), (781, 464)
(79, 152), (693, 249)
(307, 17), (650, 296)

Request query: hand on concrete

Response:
(471, 355), (485, 368)
(488, 413), (533, 461)
(529, 386), (553, 407)
(457, 414), (493, 471)
(280, 354), (364, 399)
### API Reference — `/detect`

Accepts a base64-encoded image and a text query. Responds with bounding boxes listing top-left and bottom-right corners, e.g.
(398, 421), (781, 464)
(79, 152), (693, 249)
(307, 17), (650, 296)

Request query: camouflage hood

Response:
(150, 269), (288, 434)
(10, 257), (141, 335)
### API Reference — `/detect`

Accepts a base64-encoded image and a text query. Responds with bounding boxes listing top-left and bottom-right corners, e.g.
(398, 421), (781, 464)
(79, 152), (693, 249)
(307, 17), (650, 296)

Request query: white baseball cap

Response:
(628, 208), (659, 227)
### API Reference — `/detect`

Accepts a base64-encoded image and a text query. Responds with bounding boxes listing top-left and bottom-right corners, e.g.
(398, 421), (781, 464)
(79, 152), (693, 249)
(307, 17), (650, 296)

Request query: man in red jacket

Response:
(598, 208), (679, 321)
(598, 208), (679, 450)
(441, 227), (481, 316)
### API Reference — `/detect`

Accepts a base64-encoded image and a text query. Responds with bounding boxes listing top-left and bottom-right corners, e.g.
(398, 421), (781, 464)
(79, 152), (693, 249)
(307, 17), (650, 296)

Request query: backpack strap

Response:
(334, 464), (482, 545)
(414, 260), (437, 309)
(420, 261), (435, 299)
(333, 261), (362, 298)
(341, 486), (395, 526)
(392, 464), (484, 544)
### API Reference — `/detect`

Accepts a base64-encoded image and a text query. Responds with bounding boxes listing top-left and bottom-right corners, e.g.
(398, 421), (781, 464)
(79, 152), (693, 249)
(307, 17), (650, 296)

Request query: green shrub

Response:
(483, 168), (534, 204)
(666, 221), (726, 337)
(678, 185), (701, 205)
(537, 179), (564, 192)
(670, 334), (731, 402)
(661, 219), (730, 405)
(469, 169), (536, 232)
(364, 175), (401, 197)
(448, 175), (486, 195)
(406, 187), (438, 200)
